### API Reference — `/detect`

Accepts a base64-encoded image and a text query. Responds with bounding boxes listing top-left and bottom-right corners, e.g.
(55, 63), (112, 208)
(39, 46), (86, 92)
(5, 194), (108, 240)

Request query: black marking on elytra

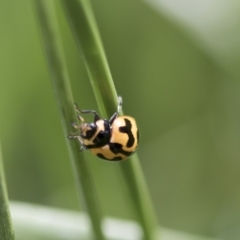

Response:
(83, 120), (111, 149)
(109, 142), (133, 156)
(110, 143), (122, 150)
(112, 156), (123, 161)
(119, 118), (135, 148)
(96, 153), (107, 160)
(97, 153), (123, 161)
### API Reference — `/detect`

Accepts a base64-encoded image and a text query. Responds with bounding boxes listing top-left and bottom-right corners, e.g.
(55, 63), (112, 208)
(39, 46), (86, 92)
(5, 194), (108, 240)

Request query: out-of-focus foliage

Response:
(1, 0), (240, 240)
(10, 202), (219, 240)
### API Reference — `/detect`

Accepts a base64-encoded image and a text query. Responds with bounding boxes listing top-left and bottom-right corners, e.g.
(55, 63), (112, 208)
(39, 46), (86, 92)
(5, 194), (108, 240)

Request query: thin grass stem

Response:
(33, 1), (105, 239)
(60, 0), (159, 239)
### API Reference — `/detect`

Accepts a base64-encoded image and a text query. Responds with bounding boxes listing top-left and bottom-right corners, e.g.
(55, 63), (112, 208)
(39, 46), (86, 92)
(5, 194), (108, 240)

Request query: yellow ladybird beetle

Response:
(68, 96), (139, 161)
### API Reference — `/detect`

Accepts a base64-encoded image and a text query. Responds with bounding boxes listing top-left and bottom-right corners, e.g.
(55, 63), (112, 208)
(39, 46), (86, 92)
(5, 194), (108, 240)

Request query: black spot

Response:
(112, 156), (123, 161)
(108, 143), (134, 157)
(97, 153), (108, 160)
(92, 120), (111, 148)
(109, 143), (123, 153)
(96, 153), (122, 161)
(119, 118), (135, 148)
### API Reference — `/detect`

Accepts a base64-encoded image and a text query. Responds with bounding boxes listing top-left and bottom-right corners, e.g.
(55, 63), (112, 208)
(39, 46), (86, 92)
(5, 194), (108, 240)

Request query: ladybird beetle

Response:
(68, 96), (139, 161)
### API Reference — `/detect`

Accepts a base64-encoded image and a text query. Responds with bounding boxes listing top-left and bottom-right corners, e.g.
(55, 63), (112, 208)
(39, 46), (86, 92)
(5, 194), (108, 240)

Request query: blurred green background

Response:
(1, 0), (240, 239)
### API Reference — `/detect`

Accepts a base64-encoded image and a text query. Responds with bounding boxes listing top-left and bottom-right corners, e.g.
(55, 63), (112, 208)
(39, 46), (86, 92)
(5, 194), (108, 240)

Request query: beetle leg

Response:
(68, 134), (87, 151)
(109, 96), (123, 124)
(79, 109), (100, 122)
(117, 96), (123, 114)
(109, 112), (118, 124)
(67, 134), (78, 139)
(73, 103), (85, 122)
(74, 103), (100, 122)
(71, 122), (79, 129)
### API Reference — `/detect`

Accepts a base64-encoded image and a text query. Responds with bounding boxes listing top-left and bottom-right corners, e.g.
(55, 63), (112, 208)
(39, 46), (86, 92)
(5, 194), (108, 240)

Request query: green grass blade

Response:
(60, 0), (118, 116)
(33, 1), (105, 240)
(0, 145), (15, 240)
(60, 0), (159, 239)
(121, 155), (159, 239)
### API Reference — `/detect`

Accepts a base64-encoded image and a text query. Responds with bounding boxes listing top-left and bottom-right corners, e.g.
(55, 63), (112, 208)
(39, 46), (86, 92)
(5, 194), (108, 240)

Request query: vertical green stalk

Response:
(0, 145), (15, 240)
(34, 1), (105, 240)
(60, 0), (159, 239)
(61, 0), (118, 116)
